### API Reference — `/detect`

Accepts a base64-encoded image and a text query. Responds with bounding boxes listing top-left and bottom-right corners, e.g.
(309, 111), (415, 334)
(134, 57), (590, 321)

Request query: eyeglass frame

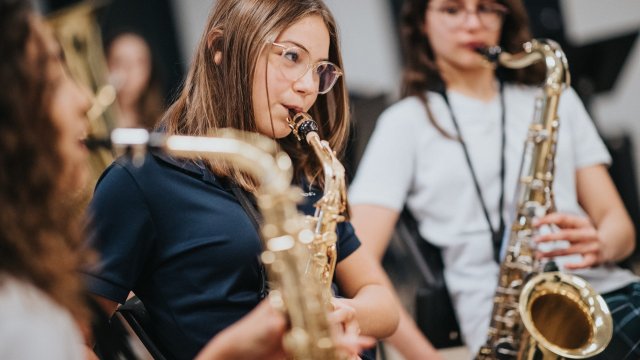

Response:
(427, 2), (509, 30)
(268, 41), (343, 95)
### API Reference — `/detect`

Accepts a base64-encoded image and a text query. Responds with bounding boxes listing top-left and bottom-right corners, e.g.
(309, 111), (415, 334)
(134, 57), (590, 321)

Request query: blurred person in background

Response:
(106, 31), (165, 130)
(349, 0), (640, 359)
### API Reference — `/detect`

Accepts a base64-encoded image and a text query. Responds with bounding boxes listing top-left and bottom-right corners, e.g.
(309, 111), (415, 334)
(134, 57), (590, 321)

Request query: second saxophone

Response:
(475, 40), (613, 360)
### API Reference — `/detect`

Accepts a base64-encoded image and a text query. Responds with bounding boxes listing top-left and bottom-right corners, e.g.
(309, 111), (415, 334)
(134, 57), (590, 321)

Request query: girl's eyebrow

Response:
(277, 39), (329, 62)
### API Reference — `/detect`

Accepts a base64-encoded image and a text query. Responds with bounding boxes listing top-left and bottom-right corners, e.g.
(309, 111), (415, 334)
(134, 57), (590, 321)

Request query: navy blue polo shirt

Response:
(84, 151), (361, 360)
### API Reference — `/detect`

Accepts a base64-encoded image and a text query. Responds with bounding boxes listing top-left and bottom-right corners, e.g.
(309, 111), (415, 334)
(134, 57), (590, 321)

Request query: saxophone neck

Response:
(289, 112), (349, 220)
(477, 39), (570, 91)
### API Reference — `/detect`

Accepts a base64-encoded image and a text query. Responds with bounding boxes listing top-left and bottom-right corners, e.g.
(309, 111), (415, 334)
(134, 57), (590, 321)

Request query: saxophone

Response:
(86, 128), (341, 360)
(288, 112), (349, 303)
(475, 40), (613, 360)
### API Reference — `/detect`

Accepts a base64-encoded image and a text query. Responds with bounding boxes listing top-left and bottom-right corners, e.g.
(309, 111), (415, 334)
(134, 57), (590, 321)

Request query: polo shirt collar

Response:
(152, 150), (218, 186)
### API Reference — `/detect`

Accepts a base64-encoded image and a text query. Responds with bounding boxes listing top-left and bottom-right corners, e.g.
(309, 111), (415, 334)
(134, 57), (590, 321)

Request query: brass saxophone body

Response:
(475, 40), (613, 360)
(87, 128), (341, 360)
(288, 113), (349, 303)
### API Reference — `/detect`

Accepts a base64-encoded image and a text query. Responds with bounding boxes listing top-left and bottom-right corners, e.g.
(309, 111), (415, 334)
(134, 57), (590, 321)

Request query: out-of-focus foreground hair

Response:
(0, 0), (88, 321)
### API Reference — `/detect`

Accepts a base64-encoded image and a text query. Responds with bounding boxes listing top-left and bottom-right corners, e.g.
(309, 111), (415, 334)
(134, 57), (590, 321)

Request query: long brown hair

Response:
(399, 0), (545, 136)
(161, 0), (349, 190)
(0, 0), (88, 321)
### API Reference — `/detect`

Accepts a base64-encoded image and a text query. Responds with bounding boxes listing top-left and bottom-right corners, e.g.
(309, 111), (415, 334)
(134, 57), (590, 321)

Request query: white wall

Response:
(561, 0), (640, 180)
(323, 0), (401, 97)
(170, 0), (215, 69)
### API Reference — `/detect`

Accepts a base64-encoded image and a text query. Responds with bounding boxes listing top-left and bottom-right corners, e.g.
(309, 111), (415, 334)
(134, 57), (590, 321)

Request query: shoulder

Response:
(503, 82), (539, 101)
(377, 95), (427, 126)
(374, 93), (449, 139)
(503, 82), (583, 108)
(558, 86), (585, 110)
(95, 151), (211, 195)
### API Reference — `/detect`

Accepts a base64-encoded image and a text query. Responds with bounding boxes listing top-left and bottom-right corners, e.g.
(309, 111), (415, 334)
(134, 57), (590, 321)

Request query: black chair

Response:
(116, 296), (173, 360)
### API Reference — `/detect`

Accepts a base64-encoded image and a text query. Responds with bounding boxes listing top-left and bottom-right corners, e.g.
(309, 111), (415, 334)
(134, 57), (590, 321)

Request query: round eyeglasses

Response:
(429, 2), (509, 30)
(269, 42), (343, 95)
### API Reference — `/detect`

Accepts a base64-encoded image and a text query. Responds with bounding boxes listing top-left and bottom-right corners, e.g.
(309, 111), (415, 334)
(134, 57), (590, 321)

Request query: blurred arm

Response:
(350, 204), (443, 360)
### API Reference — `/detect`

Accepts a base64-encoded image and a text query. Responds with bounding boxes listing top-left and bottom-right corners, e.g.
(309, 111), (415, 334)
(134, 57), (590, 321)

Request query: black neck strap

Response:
(440, 82), (506, 263)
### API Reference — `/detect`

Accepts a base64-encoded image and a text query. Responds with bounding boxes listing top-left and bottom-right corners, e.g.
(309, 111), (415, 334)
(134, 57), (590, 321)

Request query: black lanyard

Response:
(440, 82), (506, 263)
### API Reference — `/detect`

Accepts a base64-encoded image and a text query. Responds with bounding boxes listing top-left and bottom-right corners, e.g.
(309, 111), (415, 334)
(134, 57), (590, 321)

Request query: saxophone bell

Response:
(519, 272), (613, 358)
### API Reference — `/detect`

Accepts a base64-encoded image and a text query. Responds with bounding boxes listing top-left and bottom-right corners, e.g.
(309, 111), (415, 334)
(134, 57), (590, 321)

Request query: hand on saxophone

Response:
(533, 212), (604, 269)
(195, 299), (287, 360)
(330, 298), (377, 359)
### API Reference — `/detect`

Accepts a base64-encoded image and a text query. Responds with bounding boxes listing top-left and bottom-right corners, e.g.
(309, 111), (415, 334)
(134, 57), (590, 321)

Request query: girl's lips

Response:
(465, 42), (488, 51)
(283, 105), (303, 119)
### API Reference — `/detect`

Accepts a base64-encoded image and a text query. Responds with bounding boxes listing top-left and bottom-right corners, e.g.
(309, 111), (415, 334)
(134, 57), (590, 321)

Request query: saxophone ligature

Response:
(288, 112), (349, 305)
(86, 128), (342, 360)
(475, 40), (613, 360)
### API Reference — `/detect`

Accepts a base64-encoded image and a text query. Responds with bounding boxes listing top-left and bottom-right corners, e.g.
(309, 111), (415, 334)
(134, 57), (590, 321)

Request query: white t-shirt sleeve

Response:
(349, 98), (423, 211)
(562, 87), (611, 168)
(1, 317), (84, 360)
(0, 278), (84, 360)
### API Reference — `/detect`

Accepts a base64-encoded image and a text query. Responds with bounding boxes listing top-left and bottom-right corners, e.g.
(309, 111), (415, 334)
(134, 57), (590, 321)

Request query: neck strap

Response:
(440, 81), (506, 263)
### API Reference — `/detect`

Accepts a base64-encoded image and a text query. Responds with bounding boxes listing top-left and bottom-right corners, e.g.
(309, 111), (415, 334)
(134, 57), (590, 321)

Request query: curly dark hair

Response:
(399, 0), (545, 137)
(0, 0), (89, 321)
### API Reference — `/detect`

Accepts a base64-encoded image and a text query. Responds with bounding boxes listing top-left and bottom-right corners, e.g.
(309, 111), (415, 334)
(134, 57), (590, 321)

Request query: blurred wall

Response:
(559, 0), (640, 181)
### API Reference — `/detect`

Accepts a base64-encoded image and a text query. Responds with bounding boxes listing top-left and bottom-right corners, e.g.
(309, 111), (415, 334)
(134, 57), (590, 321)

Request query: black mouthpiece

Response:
(296, 118), (318, 140)
(290, 112), (318, 142)
(475, 45), (502, 63)
(83, 137), (112, 151)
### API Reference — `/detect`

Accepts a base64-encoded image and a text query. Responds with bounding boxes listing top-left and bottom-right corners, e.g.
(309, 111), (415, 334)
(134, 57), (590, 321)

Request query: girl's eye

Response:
(441, 5), (462, 15)
(283, 49), (302, 63)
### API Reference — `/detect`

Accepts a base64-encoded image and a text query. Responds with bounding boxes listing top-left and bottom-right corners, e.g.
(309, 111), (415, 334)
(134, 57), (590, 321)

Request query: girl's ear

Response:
(207, 27), (224, 64)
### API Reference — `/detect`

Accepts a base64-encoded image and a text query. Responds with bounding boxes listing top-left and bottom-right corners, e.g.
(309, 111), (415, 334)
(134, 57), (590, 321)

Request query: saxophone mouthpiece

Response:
(83, 128), (153, 167)
(475, 45), (502, 63)
(288, 112), (319, 143)
(83, 136), (112, 151)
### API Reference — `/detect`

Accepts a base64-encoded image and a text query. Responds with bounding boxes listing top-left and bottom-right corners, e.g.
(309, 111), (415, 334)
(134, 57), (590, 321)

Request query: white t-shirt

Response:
(0, 275), (84, 360)
(349, 83), (639, 354)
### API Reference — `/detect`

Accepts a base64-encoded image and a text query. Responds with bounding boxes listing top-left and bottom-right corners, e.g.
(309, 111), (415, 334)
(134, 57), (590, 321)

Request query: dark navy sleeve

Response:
(336, 220), (361, 262)
(83, 161), (156, 304)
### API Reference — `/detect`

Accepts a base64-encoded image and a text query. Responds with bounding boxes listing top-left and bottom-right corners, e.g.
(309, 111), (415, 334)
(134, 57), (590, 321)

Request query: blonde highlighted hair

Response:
(162, 0), (349, 190)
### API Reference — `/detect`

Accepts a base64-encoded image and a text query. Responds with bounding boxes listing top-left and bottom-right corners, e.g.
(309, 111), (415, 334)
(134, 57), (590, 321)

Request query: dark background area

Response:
(44, 0), (185, 104)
